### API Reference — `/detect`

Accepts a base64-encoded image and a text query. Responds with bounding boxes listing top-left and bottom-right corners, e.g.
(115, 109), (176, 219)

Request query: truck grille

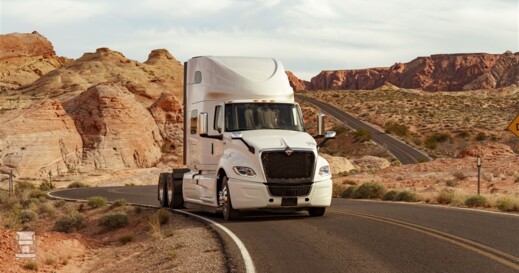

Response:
(261, 150), (315, 183)
(266, 183), (312, 197)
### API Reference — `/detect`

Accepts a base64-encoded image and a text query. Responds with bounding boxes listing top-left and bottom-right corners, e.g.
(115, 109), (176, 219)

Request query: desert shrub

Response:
(20, 209), (38, 224)
(354, 129), (372, 142)
(384, 121), (409, 137)
(54, 211), (85, 233)
(424, 136), (438, 149)
(156, 208), (170, 225)
(38, 202), (56, 217)
(87, 196), (107, 209)
(99, 213), (129, 230)
(124, 183), (136, 187)
(434, 133), (452, 143)
(15, 181), (36, 195)
(54, 199), (66, 208)
(352, 182), (386, 199)
(340, 185), (358, 198)
(332, 126), (348, 135)
(134, 206), (143, 214)
(396, 191), (422, 202)
(436, 189), (455, 204)
(39, 181), (55, 191)
(119, 235), (134, 244)
(111, 198), (128, 208)
(67, 182), (89, 188)
(4, 203), (22, 230)
(23, 261), (38, 271)
(332, 184), (348, 198)
(457, 131), (469, 139)
(464, 195), (489, 208)
(496, 196), (519, 212)
(514, 176), (519, 183)
(29, 189), (47, 199)
(383, 190), (399, 201)
(475, 132), (487, 142)
(452, 171), (467, 181)
(445, 180), (458, 187)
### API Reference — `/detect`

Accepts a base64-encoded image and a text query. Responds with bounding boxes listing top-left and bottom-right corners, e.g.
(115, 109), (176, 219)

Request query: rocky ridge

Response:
(288, 52), (519, 91)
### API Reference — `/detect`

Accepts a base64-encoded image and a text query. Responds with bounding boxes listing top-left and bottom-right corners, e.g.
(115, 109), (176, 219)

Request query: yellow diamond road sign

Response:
(508, 114), (519, 138)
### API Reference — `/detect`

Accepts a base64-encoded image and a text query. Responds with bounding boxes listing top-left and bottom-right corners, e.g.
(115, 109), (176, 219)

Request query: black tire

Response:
(308, 207), (326, 217)
(221, 177), (240, 221)
(158, 173), (169, 208)
(169, 169), (187, 209)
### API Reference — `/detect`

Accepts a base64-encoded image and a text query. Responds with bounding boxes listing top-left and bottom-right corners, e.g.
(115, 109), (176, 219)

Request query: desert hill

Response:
(289, 51), (519, 91)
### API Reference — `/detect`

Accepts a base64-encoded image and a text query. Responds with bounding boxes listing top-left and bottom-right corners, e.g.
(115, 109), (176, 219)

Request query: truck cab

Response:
(158, 56), (335, 220)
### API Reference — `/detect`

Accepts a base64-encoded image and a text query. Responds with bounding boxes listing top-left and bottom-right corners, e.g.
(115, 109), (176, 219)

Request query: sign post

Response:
(8, 170), (13, 197)
(507, 114), (519, 138)
(477, 156), (482, 195)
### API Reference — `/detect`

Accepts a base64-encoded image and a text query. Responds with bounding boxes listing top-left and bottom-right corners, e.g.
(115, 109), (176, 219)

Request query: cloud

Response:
(1, 0), (516, 80)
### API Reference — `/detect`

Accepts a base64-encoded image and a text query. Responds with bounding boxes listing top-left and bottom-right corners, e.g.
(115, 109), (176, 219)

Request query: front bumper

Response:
(227, 178), (332, 210)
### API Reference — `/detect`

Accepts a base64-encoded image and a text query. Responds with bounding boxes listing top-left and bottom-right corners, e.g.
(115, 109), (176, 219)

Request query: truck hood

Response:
(239, 130), (317, 152)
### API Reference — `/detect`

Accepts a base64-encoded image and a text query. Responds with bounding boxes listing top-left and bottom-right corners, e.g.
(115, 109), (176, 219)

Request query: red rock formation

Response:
(286, 71), (311, 91)
(463, 51), (519, 90)
(0, 100), (82, 178)
(309, 53), (510, 91)
(0, 32), (63, 91)
(150, 92), (184, 166)
(63, 84), (163, 170)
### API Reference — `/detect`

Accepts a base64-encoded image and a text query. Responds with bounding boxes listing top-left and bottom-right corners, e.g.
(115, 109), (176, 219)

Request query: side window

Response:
(194, 71), (202, 84)
(190, 110), (198, 134)
(214, 106), (223, 133)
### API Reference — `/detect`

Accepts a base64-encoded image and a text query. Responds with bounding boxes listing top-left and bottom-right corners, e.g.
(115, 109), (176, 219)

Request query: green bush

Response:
(38, 203), (56, 217)
(496, 196), (519, 212)
(29, 189), (47, 199)
(464, 195), (488, 208)
(39, 181), (55, 191)
(23, 261), (38, 271)
(384, 121), (409, 137)
(424, 136), (438, 149)
(118, 235), (134, 244)
(396, 191), (421, 202)
(20, 209), (38, 224)
(87, 196), (107, 209)
(54, 199), (66, 208)
(354, 129), (372, 142)
(15, 181), (36, 195)
(445, 180), (458, 187)
(99, 213), (129, 230)
(475, 132), (487, 142)
(111, 198), (128, 208)
(383, 190), (399, 201)
(67, 182), (89, 188)
(54, 211), (85, 233)
(452, 171), (467, 181)
(436, 190), (454, 204)
(340, 185), (358, 198)
(156, 208), (170, 225)
(332, 184), (348, 198)
(352, 182), (386, 199)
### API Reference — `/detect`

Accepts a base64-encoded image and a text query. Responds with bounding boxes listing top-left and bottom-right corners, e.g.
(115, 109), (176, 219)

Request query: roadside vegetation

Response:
(335, 182), (519, 212)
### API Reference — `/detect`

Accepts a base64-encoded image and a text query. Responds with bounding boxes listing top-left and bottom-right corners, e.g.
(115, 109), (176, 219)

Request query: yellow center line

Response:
(329, 208), (519, 271)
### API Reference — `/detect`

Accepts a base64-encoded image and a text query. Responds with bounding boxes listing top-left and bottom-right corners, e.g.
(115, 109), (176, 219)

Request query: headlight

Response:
(319, 165), (330, 176)
(233, 166), (257, 177)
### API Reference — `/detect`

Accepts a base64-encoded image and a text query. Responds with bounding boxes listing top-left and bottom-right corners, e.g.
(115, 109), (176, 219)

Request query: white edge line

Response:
(172, 209), (256, 273)
(47, 190), (256, 273)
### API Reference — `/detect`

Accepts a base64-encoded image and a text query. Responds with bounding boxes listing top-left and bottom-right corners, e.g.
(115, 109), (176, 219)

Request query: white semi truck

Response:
(158, 56), (335, 220)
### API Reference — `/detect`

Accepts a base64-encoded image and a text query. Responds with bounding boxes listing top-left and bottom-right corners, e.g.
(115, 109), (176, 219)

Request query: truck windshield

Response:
(225, 103), (305, 132)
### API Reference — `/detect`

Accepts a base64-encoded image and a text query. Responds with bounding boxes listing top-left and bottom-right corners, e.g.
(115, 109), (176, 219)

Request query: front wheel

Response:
(221, 177), (240, 221)
(308, 207), (326, 217)
(158, 173), (169, 208)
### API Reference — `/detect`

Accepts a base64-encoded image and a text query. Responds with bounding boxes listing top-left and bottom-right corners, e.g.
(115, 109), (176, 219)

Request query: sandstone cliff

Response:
(18, 47), (184, 104)
(286, 71), (311, 92)
(0, 32), (63, 92)
(0, 100), (82, 178)
(292, 52), (517, 91)
(63, 84), (164, 171)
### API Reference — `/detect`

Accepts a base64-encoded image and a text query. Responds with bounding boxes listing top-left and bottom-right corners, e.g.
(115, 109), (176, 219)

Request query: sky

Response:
(0, 0), (518, 80)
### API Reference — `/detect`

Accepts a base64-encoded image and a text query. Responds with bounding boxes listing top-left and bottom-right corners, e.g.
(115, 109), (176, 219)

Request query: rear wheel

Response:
(308, 207), (326, 217)
(169, 170), (184, 209)
(158, 173), (169, 208)
(221, 177), (240, 221)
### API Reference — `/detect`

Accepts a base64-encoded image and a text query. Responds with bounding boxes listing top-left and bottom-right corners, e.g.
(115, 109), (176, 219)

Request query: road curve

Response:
(51, 186), (519, 273)
(296, 95), (431, 164)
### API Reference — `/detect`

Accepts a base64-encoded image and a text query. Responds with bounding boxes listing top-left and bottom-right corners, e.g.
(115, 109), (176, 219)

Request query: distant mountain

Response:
(288, 51), (519, 91)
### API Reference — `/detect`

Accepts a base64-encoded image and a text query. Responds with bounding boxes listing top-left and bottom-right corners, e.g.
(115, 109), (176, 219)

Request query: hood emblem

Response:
(285, 146), (293, 156)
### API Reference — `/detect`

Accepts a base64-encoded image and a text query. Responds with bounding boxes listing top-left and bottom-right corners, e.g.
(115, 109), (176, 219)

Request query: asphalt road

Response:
(51, 186), (519, 273)
(295, 95), (431, 164)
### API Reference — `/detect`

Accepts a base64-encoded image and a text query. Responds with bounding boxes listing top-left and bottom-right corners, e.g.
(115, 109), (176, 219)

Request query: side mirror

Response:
(231, 132), (243, 139)
(317, 113), (325, 137)
(317, 130), (336, 149)
(198, 112), (208, 135)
